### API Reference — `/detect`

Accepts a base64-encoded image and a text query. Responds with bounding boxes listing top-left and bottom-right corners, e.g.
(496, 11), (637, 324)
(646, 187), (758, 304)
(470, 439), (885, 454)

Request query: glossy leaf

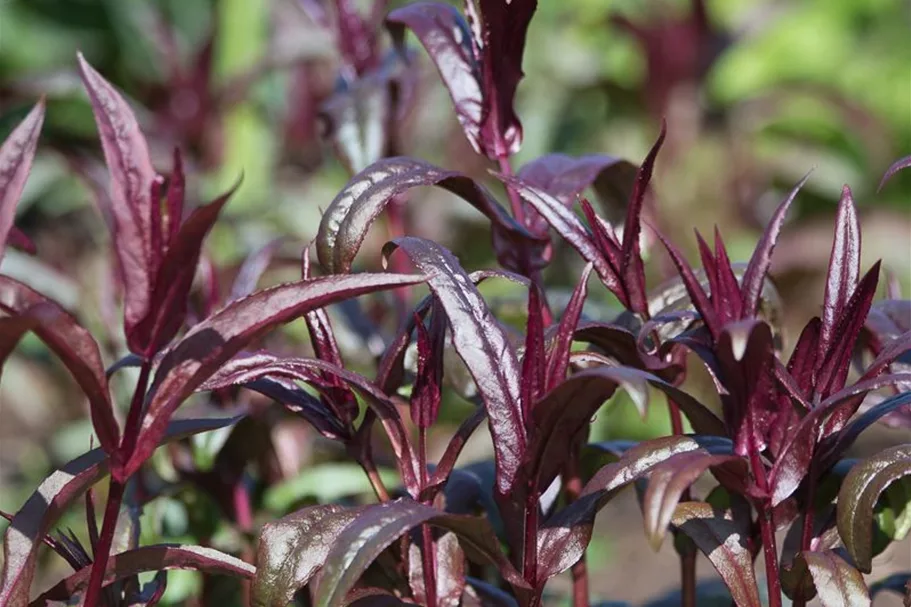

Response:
(837, 444), (911, 572)
(312, 499), (525, 607)
(32, 544), (254, 605)
(316, 157), (539, 274)
(77, 53), (157, 338)
(544, 263), (592, 391)
(820, 185), (860, 357)
(383, 238), (525, 493)
(878, 155), (911, 191)
(0, 99), (45, 262)
(0, 276), (120, 455)
(408, 531), (465, 607)
(801, 550), (870, 607)
(740, 175), (808, 317)
(386, 3), (483, 154)
(251, 504), (363, 607)
(130, 272), (422, 478)
(642, 452), (744, 550)
(516, 154), (634, 209)
(671, 502), (761, 607)
(654, 229), (719, 339)
(521, 283), (546, 419)
(129, 181), (239, 356)
(0, 415), (244, 607)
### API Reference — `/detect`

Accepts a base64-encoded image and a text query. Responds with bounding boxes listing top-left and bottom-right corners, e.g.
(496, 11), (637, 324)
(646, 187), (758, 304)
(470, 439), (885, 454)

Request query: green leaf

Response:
(263, 463), (400, 513)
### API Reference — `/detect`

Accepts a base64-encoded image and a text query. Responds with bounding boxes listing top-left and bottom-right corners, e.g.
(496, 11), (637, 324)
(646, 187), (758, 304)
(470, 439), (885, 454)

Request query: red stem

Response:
(564, 454), (590, 607)
(748, 447), (782, 607)
(83, 360), (152, 606)
(681, 550), (697, 607)
(792, 459), (819, 607)
(497, 153), (526, 227)
(418, 428), (438, 607)
(522, 480), (539, 587)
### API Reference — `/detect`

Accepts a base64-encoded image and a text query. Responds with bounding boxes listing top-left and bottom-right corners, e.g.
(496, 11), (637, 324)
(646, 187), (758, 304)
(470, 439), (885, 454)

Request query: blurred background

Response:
(0, 0), (909, 604)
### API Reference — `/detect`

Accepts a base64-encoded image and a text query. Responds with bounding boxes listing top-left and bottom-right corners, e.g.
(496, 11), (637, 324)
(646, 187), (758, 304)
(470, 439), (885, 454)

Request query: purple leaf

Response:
(671, 502), (762, 607)
(797, 550), (871, 606)
(819, 185), (860, 358)
(535, 435), (733, 581)
(570, 320), (681, 380)
(32, 544), (254, 604)
(411, 308), (444, 429)
(544, 263), (592, 391)
(620, 122), (665, 315)
(386, 3), (484, 155)
(505, 177), (622, 295)
(0, 313), (43, 374)
(838, 445), (911, 572)
(0, 276), (120, 455)
(815, 262), (881, 399)
(878, 155), (911, 191)
(383, 238), (525, 494)
(316, 157), (541, 274)
(0, 99), (45, 262)
(228, 238), (284, 302)
(654, 230), (719, 339)
(642, 451), (745, 550)
(741, 175), (809, 318)
(520, 283), (546, 421)
(408, 531), (466, 607)
(77, 53), (158, 339)
(0, 415), (244, 607)
(128, 272), (423, 478)
(128, 180), (239, 356)
(251, 504), (364, 607)
(427, 406), (487, 490)
(475, 0), (537, 158)
(516, 154), (635, 207)
(313, 499), (526, 607)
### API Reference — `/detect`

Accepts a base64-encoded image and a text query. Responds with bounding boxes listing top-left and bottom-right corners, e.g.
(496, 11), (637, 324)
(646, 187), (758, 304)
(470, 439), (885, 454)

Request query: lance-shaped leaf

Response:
(129, 181), (239, 356)
(251, 504), (364, 607)
(229, 238), (284, 302)
(408, 531), (466, 607)
(837, 444), (911, 573)
(878, 155), (911, 191)
(77, 53), (157, 336)
(0, 99), (44, 262)
(312, 499), (526, 607)
(741, 174), (809, 317)
(819, 186), (860, 357)
(128, 272), (423, 478)
(795, 550), (871, 607)
(825, 390), (911, 464)
(534, 435), (734, 581)
(0, 415), (245, 607)
(544, 263), (592, 390)
(386, 3), (484, 155)
(506, 177), (621, 294)
(521, 283), (546, 420)
(642, 451), (745, 550)
(317, 156), (539, 275)
(412, 305), (446, 429)
(200, 353), (420, 492)
(32, 544), (254, 605)
(654, 229), (719, 339)
(383, 238), (525, 493)
(671, 502), (762, 607)
(0, 275), (120, 455)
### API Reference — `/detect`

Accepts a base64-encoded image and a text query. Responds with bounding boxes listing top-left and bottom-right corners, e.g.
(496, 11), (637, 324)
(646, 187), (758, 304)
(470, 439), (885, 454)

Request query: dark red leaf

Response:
(312, 499), (526, 607)
(128, 180), (239, 356)
(475, 0), (537, 158)
(0, 99), (44, 262)
(408, 531), (466, 607)
(0, 415), (244, 606)
(544, 263), (592, 391)
(800, 550), (870, 606)
(251, 504), (364, 607)
(520, 283), (546, 421)
(411, 308), (444, 429)
(710, 228), (744, 322)
(383, 238), (525, 494)
(386, 3), (484, 155)
(427, 406), (487, 490)
(77, 54), (158, 338)
(741, 175), (809, 318)
(642, 451), (745, 550)
(32, 544), (254, 605)
(815, 262), (881, 398)
(516, 154), (635, 207)
(505, 177), (622, 295)
(128, 272), (423, 478)
(819, 185), (861, 358)
(316, 157), (541, 274)
(620, 122), (665, 315)
(0, 313), (42, 375)
(824, 389), (911, 466)
(654, 229), (719, 339)
(0, 276), (120, 455)
(788, 317), (822, 398)
(878, 155), (911, 191)
(229, 238), (284, 302)
(671, 502), (762, 607)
